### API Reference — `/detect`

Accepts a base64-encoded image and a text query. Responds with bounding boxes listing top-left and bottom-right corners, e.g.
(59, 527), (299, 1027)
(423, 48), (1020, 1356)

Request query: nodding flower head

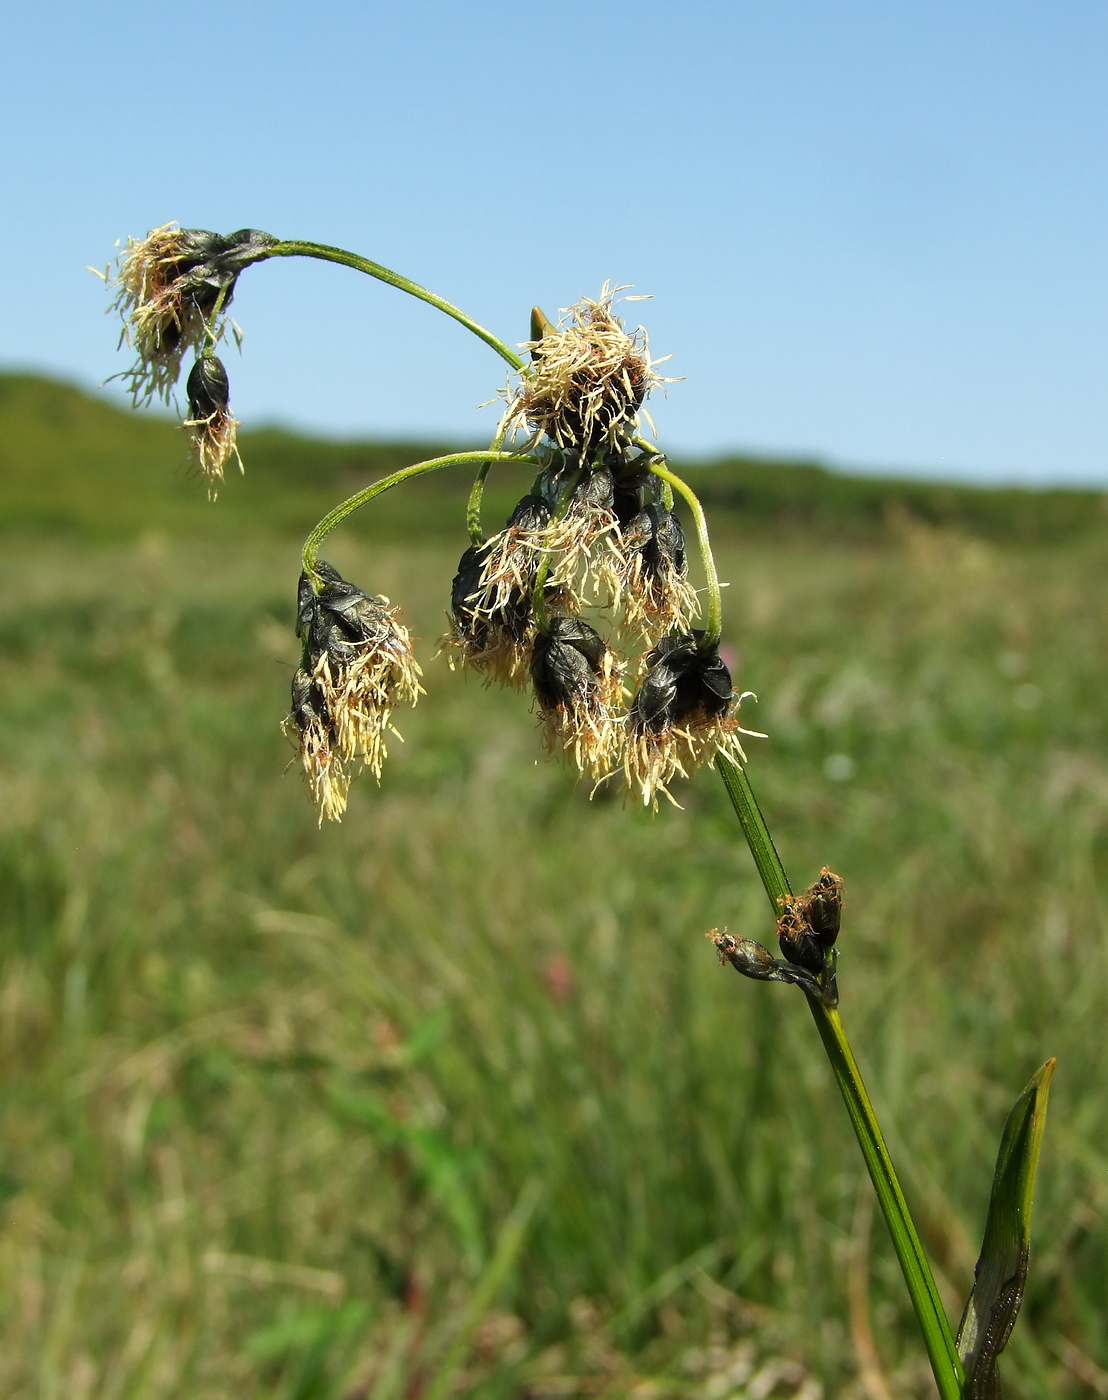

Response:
(184, 355), (241, 488)
(507, 287), (666, 456)
(613, 502), (699, 637)
(624, 632), (762, 807)
(471, 493), (551, 618)
(111, 223), (276, 406)
(285, 561), (423, 821)
(530, 617), (624, 783)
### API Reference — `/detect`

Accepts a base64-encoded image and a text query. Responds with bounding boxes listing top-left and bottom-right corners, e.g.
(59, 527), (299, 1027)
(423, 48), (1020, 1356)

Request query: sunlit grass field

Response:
(1, 375), (1107, 1398)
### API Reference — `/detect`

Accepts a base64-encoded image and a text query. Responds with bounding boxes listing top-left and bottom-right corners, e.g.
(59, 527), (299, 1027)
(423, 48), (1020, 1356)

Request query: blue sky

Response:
(3, 0), (1106, 482)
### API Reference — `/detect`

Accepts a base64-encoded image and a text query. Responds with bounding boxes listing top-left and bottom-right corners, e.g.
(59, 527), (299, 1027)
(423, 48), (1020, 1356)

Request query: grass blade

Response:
(421, 1179), (543, 1400)
(957, 1059), (1056, 1399)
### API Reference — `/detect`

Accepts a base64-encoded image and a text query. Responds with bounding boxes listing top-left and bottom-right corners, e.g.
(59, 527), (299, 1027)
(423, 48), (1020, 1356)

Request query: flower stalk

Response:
(301, 451), (541, 577)
(648, 462), (723, 649)
(716, 754), (964, 1400)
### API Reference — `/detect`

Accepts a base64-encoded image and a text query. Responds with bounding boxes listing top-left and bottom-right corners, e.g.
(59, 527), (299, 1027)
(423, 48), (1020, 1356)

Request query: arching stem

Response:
(467, 422), (514, 546)
(648, 464), (722, 648)
(302, 451), (540, 579)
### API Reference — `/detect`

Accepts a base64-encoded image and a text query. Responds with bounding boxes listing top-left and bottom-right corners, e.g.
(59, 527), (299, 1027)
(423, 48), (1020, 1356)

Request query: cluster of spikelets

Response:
(108, 223), (276, 487)
(709, 868), (844, 1007)
(442, 452), (757, 805)
(438, 292), (762, 809)
(282, 291), (760, 818)
(285, 563), (424, 823)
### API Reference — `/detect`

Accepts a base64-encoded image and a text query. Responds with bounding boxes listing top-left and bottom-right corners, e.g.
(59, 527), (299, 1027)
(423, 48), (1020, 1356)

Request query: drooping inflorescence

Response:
(105, 234), (761, 818)
(625, 631), (757, 807)
(530, 617), (625, 783)
(438, 289), (762, 810)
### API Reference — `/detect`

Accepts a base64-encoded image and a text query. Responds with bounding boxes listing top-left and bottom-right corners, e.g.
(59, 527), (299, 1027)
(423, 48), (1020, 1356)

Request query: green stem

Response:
(648, 464), (722, 647)
(810, 1005), (963, 1399)
(629, 436), (673, 508)
(302, 451), (539, 576)
(467, 423), (512, 546)
(715, 752), (791, 905)
(467, 459), (495, 546)
(715, 755), (964, 1399)
(259, 241), (524, 372)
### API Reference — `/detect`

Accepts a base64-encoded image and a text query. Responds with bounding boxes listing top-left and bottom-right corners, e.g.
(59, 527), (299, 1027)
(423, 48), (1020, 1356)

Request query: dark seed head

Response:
(776, 903), (825, 975)
(576, 466), (615, 511)
(505, 494), (551, 533)
(648, 507), (686, 573)
(714, 933), (784, 982)
(613, 478), (655, 527)
(218, 229), (280, 273)
(629, 632), (734, 735)
(449, 545), (486, 624)
(186, 355), (231, 418)
(297, 561), (391, 661)
(167, 228), (227, 279)
(804, 868), (844, 947)
(171, 227), (278, 315)
(624, 504), (687, 575)
(448, 544), (534, 638)
(531, 617), (608, 711)
(289, 666), (328, 732)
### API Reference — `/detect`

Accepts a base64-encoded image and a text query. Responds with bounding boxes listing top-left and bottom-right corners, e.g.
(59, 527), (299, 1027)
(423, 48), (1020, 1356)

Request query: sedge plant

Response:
(106, 222), (1056, 1397)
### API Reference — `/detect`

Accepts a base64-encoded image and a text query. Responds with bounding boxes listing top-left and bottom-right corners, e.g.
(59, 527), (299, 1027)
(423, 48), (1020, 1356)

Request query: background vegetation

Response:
(1, 372), (1106, 1398)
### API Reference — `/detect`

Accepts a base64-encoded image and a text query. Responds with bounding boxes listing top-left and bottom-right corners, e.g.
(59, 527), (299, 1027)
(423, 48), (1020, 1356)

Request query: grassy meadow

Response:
(1, 373), (1107, 1398)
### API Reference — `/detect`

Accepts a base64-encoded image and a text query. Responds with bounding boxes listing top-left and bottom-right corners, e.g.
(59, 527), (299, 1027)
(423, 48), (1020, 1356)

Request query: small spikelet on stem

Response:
(110, 223), (276, 406)
(183, 355), (241, 488)
(442, 553), (535, 688)
(624, 633), (763, 807)
(543, 466), (623, 606)
(442, 495), (561, 689)
(285, 562), (423, 821)
(530, 617), (625, 783)
(471, 495), (551, 617)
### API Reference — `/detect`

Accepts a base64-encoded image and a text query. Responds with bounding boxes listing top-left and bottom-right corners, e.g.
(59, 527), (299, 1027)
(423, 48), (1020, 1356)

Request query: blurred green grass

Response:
(1, 373), (1106, 1398)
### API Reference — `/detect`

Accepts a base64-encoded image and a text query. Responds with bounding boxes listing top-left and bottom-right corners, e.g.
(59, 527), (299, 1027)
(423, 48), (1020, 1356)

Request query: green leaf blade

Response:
(957, 1058), (1056, 1398)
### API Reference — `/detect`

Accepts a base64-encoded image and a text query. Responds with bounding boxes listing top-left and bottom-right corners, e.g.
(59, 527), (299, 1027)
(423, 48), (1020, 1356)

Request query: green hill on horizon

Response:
(1, 369), (1104, 543)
